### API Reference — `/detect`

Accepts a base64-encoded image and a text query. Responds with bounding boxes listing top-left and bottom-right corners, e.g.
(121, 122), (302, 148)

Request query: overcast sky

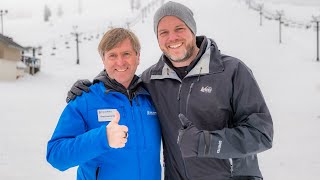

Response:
(0, 0), (135, 19)
(266, 0), (320, 6)
(0, 0), (319, 20)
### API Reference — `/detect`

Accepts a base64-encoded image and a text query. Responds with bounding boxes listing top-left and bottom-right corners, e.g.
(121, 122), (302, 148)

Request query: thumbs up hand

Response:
(106, 110), (128, 148)
(177, 114), (203, 158)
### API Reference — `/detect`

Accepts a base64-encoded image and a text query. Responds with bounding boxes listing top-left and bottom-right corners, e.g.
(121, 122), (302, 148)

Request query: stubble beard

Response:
(164, 43), (195, 63)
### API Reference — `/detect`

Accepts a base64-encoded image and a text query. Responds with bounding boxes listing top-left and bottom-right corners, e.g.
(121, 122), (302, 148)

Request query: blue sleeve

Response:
(46, 95), (111, 171)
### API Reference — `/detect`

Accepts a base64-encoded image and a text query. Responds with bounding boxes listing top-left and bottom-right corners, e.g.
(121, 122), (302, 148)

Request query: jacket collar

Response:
(93, 70), (149, 97)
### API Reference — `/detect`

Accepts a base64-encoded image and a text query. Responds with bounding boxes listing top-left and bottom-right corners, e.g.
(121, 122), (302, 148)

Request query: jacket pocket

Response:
(184, 157), (231, 180)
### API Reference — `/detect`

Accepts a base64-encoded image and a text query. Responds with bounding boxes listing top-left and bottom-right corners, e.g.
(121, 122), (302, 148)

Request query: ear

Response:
(100, 53), (105, 61)
(102, 55), (108, 69)
(100, 51), (105, 60)
(136, 52), (140, 65)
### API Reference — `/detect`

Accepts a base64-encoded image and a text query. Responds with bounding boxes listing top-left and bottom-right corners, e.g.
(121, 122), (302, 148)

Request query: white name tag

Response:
(97, 109), (118, 122)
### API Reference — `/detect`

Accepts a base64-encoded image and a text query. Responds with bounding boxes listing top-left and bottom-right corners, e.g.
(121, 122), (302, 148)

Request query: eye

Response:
(158, 31), (168, 37)
(176, 27), (185, 32)
(108, 54), (116, 59)
(123, 52), (131, 57)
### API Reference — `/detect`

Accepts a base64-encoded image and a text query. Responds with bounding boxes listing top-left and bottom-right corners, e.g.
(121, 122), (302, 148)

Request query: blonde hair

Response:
(98, 28), (141, 58)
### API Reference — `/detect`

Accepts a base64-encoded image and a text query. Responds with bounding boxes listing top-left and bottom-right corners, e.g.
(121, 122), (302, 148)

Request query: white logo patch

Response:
(217, 140), (222, 153)
(200, 86), (213, 93)
(97, 109), (117, 122)
(147, 111), (157, 116)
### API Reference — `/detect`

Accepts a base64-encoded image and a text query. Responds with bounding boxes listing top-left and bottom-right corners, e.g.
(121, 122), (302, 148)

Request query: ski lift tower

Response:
(0, 9), (8, 35)
(275, 10), (284, 44)
(312, 15), (320, 62)
(71, 25), (81, 65)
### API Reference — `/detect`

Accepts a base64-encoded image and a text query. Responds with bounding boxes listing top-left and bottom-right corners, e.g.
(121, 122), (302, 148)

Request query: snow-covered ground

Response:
(0, 0), (320, 179)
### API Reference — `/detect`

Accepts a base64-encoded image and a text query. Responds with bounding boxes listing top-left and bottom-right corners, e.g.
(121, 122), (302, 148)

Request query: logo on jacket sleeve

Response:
(147, 111), (157, 116)
(200, 86), (213, 93)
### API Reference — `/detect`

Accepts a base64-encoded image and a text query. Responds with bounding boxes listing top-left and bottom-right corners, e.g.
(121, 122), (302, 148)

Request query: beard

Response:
(163, 39), (197, 63)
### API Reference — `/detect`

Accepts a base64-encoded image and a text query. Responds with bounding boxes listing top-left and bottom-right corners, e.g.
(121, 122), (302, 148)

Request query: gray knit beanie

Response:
(153, 1), (197, 35)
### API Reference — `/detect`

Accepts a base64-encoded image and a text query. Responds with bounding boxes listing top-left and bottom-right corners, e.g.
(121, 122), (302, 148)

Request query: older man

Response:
(47, 28), (161, 180)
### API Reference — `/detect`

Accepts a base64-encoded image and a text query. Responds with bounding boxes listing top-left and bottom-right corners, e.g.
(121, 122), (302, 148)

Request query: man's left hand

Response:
(177, 114), (202, 158)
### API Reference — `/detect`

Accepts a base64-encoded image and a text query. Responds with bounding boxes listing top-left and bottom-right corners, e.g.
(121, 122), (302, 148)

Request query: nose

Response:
(116, 56), (126, 66)
(167, 32), (179, 42)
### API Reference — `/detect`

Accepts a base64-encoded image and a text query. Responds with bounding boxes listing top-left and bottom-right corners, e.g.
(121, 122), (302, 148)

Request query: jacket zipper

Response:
(184, 67), (202, 117)
(127, 89), (142, 180)
(176, 80), (191, 180)
(127, 89), (132, 105)
(177, 84), (182, 101)
(132, 95), (142, 180)
(96, 167), (100, 180)
(229, 158), (233, 177)
(185, 82), (194, 116)
(178, 68), (202, 180)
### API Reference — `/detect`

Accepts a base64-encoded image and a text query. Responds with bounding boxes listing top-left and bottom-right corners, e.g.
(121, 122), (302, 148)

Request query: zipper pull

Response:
(177, 84), (182, 101)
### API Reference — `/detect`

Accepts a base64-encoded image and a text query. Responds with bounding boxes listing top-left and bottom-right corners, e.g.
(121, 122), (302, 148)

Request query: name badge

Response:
(97, 109), (118, 122)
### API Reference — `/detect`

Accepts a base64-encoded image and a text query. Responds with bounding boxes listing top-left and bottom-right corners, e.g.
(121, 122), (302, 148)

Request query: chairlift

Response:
(51, 52), (55, 56)
(66, 46), (70, 49)
(264, 16), (272, 20)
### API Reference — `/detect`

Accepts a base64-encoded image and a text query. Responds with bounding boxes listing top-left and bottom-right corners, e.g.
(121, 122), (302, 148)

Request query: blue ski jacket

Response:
(47, 76), (161, 180)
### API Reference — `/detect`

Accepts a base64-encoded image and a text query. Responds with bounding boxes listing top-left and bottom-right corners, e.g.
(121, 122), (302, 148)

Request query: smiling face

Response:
(157, 16), (199, 67)
(102, 38), (140, 88)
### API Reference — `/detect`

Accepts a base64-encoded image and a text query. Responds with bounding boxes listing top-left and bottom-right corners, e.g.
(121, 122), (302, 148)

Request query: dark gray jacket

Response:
(141, 36), (273, 180)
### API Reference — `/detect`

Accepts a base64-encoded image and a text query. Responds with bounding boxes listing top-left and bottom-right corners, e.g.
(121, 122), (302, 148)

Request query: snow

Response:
(1, 0), (320, 179)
